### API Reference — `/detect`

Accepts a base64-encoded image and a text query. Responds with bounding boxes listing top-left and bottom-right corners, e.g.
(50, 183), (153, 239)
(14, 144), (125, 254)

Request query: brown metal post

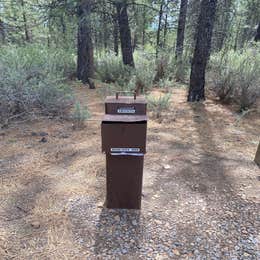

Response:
(106, 154), (144, 209)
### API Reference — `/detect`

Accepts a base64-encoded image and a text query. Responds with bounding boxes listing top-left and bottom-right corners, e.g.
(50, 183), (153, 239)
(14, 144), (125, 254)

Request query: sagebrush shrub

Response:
(157, 78), (174, 89)
(210, 44), (260, 110)
(95, 52), (133, 86)
(96, 51), (155, 93)
(174, 56), (190, 82)
(96, 50), (190, 94)
(0, 44), (75, 123)
(147, 93), (172, 118)
(71, 101), (91, 129)
(134, 51), (155, 93)
(156, 50), (190, 83)
(154, 55), (168, 83)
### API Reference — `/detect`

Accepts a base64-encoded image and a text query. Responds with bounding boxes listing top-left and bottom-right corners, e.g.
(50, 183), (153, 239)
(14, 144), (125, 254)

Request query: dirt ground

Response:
(0, 83), (259, 259)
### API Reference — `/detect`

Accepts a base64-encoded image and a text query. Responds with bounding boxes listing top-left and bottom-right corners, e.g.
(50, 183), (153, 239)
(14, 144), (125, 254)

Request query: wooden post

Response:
(254, 142), (260, 166)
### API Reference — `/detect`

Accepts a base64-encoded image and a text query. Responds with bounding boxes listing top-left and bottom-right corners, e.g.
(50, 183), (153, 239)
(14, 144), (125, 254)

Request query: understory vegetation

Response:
(95, 44), (260, 114)
(209, 43), (260, 110)
(95, 49), (190, 92)
(147, 93), (172, 118)
(72, 101), (91, 129)
(0, 45), (75, 124)
(1, 44), (259, 124)
(0, 0), (259, 124)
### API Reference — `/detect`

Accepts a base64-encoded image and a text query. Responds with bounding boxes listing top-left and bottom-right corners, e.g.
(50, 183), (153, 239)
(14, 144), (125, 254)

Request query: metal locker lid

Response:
(105, 92), (147, 115)
(105, 96), (147, 104)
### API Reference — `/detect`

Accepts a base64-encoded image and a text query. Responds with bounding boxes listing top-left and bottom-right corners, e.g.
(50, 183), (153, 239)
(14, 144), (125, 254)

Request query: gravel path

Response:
(68, 193), (259, 259)
(66, 90), (260, 259)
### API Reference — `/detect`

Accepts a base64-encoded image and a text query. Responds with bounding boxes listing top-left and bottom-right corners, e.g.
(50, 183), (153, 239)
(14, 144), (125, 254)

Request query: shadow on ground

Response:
(94, 208), (143, 255)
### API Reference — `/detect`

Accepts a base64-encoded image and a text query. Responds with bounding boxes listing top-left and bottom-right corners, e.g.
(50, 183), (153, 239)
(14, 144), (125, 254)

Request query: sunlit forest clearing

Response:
(0, 0), (259, 259)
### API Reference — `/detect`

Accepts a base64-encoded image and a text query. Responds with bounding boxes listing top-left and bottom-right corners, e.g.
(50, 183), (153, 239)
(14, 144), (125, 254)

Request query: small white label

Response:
(111, 148), (140, 152)
(111, 153), (144, 156)
(117, 107), (136, 114)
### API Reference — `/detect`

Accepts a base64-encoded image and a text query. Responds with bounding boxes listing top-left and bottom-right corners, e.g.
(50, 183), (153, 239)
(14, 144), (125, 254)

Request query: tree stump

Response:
(254, 142), (260, 166)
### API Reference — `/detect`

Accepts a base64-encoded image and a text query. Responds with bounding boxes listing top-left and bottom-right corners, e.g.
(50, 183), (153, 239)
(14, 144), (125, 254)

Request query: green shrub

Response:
(154, 49), (190, 82)
(174, 56), (190, 82)
(0, 44), (74, 124)
(134, 51), (155, 93)
(147, 93), (172, 118)
(96, 50), (189, 95)
(168, 51), (190, 82)
(157, 78), (174, 89)
(96, 51), (155, 94)
(71, 101), (91, 129)
(210, 44), (260, 110)
(95, 52), (133, 87)
(154, 54), (169, 83)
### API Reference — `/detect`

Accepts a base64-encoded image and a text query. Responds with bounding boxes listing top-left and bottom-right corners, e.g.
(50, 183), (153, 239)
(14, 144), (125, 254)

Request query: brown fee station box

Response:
(101, 92), (147, 209)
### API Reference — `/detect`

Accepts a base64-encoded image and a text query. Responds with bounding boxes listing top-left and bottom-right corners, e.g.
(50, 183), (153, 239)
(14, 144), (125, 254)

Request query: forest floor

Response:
(0, 83), (259, 259)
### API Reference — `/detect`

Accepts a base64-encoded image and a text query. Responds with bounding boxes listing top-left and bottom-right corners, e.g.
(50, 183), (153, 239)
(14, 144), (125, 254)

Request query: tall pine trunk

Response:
(163, 13), (168, 47)
(175, 0), (188, 59)
(188, 0), (217, 102)
(233, 17), (241, 51)
(132, 3), (138, 52)
(255, 22), (260, 42)
(21, 0), (30, 42)
(102, 2), (108, 50)
(213, 0), (232, 51)
(156, 1), (164, 57)
(142, 6), (146, 47)
(77, 0), (95, 89)
(112, 10), (119, 56)
(0, 19), (5, 44)
(254, 142), (260, 166)
(60, 14), (66, 41)
(116, 1), (134, 67)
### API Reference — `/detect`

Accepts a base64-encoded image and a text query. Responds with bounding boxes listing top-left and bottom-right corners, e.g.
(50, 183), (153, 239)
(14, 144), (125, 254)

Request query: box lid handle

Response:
(116, 91), (137, 100)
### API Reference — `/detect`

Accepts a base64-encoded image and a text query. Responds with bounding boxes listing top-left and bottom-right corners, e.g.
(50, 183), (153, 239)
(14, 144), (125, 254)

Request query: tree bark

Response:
(233, 17), (241, 51)
(77, 0), (95, 89)
(254, 141), (260, 166)
(132, 3), (138, 52)
(188, 0), (218, 102)
(132, 33), (137, 52)
(142, 6), (146, 47)
(240, 1), (258, 48)
(213, 0), (232, 51)
(186, 0), (201, 51)
(60, 14), (66, 40)
(175, 0), (188, 59)
(21, 0), (30, 42)
(156, 1), (164, 57)
(0, 19), (5, 44)
(112, 11), (119, 56)
(254, 22), (260, 42)
(102, 2), (108, 50)
(116, 1), (134, 67)
(163, 13), (168, 47)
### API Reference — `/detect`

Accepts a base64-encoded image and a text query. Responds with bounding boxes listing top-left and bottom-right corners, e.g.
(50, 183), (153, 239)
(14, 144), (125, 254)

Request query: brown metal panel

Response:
(101, 122), (147, 154)
(105, 96), (147, 115)
(106, 154), (144, 209)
